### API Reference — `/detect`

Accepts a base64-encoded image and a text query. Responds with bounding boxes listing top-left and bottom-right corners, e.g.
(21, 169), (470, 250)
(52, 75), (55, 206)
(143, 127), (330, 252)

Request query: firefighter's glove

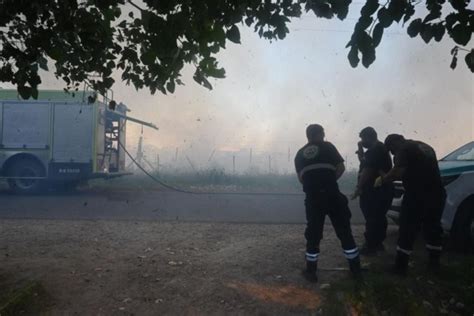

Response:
(374, 176), (384, 188)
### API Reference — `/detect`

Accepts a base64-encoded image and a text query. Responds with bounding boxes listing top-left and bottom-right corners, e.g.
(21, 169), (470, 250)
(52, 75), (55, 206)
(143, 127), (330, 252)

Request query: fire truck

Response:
(0, 89), (157, 193)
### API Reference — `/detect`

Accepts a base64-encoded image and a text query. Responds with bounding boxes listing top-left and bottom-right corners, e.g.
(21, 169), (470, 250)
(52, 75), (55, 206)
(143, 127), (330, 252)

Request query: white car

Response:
(388, 141), (474, 253)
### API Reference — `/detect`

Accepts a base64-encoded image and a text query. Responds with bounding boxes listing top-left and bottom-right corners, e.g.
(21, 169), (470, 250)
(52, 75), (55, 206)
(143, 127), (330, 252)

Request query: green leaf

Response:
(207, 67), (226, 78)
(113, 6), (121, 18)
(362, 46), (376, 68)
(356, 32), (376, 68)
(166, 80), (175, 93)
(310, 2), (333, 19)
(355, 15), (373, 32)
(421, 24), (434, 43)
(212, 25), (227, 48)
(450, 23), (471, 46)
(407, 19), (422, 38)
(377, 7), (393, 28)
(423, 11), (441, 23)
(449, 0), (468, 11)
(372, 23), (384, 47)
(31, 87), (39, 99)
(193, 71), (213, 90)
(403, 3), (415, 25)
(226, 25), (241, 44)
(47, 47), (63, 61)
(356, 31), (373, 54)
(277, 26), (289, 40)
(18, 86), (32, 99)
(38, 56), (48, 71)
(245, 17), (253, 27)
(103, 77), (115, 89)
(465, 50), (474, 72)
(445, 13), (457, 29)
(141, 11), (151, 27)
(450, 55), (457, 69)
(330, 0), (350, 20)
(141, 50), (156, 65)
(360, 0), (379, 17)
(348, 46), (360, 68)
(432, 23), (445, 42)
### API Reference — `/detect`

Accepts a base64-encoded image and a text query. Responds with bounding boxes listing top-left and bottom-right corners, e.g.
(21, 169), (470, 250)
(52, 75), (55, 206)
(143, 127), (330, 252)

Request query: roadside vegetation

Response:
(0, 279), (51, 316)
(88, 168), (358, 193)
(322, 254), (474, 315)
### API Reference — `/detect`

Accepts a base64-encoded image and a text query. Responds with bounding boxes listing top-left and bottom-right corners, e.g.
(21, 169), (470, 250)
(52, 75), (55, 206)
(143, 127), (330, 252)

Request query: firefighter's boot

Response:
(302, 261), (318, 283)
(390, 251), (409, 276)
(348, 255), (362, 279)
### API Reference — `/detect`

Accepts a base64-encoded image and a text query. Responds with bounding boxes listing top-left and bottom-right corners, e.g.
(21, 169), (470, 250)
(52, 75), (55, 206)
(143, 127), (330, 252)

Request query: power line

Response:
(291, 27), (405, 36)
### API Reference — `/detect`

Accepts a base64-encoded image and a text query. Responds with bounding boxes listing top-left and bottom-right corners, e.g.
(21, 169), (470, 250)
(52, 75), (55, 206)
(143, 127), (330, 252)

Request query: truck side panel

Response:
(52, 103), (93, 163)
(2, 102), (51, 149)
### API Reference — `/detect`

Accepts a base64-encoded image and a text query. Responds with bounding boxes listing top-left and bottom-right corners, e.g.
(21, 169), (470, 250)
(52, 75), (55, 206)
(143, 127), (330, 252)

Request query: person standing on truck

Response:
(295, 124), (361, 282)
(352, 127), (394, 255)
(375, 134), (446, 275)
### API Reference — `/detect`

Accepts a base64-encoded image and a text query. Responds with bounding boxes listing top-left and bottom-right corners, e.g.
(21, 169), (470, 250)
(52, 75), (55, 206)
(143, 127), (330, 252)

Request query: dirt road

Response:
(0, 188), (364, 224)
(0, 219), (375, 315)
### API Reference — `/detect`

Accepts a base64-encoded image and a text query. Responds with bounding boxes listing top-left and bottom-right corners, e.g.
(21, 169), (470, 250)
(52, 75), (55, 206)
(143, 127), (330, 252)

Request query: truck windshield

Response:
(442, 142), (474, 161)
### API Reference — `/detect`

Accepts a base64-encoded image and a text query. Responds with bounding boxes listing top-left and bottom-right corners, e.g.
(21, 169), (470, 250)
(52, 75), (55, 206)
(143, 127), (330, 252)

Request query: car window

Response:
(443, 142), (474, 161)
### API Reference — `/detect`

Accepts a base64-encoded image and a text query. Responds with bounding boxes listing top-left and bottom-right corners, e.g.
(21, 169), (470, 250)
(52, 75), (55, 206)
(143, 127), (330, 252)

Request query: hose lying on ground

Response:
(118, 141), (302, 196)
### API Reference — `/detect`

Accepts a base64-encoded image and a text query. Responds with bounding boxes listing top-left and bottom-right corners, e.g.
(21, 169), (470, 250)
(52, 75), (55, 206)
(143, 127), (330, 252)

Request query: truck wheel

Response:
(450, 198), (474, 254)
(7, 158), (46, 194)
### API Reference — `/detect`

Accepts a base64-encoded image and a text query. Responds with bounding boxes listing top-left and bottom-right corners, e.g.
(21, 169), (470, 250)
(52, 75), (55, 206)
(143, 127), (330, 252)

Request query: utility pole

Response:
(156, 154), (160, 173)
(268, 155), (272, 174)
(249, 148), (253, 165)
(232, 155), (236, 174)
(185, 155), (197, 173)
(126, 130), (144, 171)
(208, 149), (216, 162)
(175, 147), (179, 162)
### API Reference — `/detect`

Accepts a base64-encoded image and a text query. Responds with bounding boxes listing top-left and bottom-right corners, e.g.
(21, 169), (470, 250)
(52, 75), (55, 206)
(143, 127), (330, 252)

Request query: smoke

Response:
(1, 10), (472, 174)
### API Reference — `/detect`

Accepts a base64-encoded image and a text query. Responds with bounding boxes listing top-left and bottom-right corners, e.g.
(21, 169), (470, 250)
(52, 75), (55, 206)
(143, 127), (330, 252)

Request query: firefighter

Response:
(375, 134), (446, 275)
(352, 127), (394, 255)
(295, 124), (361, 282)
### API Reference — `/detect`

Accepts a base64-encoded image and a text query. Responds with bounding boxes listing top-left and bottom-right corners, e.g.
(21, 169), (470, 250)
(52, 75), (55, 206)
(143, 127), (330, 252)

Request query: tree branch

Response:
(127, 0), (144, 12)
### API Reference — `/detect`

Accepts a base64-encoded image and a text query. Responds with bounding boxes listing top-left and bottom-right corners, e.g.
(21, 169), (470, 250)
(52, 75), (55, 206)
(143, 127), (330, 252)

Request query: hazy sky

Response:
(1, 4), (473, 173)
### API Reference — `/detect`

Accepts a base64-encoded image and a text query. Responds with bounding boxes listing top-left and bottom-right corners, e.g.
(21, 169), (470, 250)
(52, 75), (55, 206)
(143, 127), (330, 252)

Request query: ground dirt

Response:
(0, 220), (370, 315)
(0, 221), (472, 315)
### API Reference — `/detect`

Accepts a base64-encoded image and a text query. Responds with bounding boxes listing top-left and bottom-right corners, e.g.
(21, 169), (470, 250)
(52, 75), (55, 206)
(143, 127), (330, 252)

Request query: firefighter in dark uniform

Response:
(295, 124), (361, 282)
(352, 127), (394, 255)
(375, 134), (446, 275)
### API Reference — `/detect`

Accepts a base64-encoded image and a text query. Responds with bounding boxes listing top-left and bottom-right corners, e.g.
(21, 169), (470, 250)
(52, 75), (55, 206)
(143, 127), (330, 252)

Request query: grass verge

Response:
(321, 255), (474, 315)
(0, 280), (51, 316)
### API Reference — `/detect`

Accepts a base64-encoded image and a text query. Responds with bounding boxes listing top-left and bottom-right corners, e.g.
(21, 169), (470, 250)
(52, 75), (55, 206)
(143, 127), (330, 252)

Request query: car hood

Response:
(438, 160), (474, 176)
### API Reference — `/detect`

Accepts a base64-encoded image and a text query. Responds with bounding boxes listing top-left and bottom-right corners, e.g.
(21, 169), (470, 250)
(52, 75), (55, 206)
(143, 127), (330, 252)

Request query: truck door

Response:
(50, 103), (94, 178)
(1, 101), (51, 149)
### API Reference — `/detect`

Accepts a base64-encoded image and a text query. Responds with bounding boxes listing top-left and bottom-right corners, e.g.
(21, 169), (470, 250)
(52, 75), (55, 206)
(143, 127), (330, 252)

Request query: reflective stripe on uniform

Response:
(306, 252), (319, 262)
(397, 246), (412, 255)
(343, 248), (359, 259)
(426, 244), (442, 251)
(299, 163), (336, 178)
